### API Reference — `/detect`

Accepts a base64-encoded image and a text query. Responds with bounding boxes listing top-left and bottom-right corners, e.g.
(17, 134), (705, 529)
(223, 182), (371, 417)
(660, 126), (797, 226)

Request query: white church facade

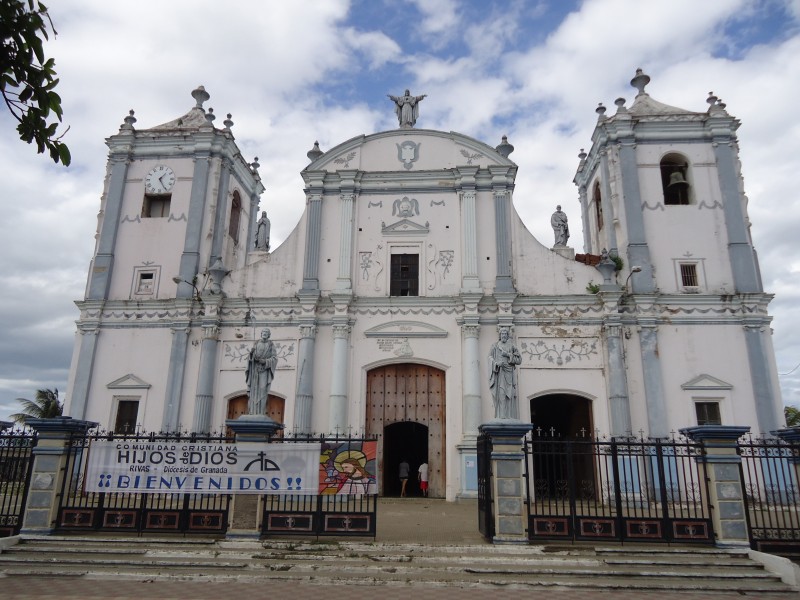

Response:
(64, 71), (784, 500)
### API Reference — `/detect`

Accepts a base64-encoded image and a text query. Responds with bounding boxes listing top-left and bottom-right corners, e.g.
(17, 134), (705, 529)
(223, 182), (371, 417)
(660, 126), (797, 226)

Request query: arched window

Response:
(660, 154), (691, 205)
(593, 181), (603, 230)
(228, 191), (242, 243)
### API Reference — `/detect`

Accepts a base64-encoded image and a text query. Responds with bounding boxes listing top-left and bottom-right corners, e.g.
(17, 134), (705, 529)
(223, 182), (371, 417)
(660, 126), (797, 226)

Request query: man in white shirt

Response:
(418, 461), (429, 497)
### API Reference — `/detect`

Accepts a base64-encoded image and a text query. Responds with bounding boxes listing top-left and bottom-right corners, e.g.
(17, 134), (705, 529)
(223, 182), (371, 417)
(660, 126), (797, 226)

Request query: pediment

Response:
(681, 374), (733, 391)
(364, 320), (448, 338)
(107, 373), (152, 389)
(382, 218), (429, 236)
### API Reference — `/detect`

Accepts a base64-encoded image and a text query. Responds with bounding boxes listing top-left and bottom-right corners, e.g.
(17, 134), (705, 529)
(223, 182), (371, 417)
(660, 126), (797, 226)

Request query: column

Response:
(681, 425), (751, 547)
(598, 149), (619, 256)
(617, 140), (655, 293)
(87, 154), (130, 299)
(491, 167), (514, 294)
(293, 323), (317, 434)
(457, 167), (480, 292)
(336, 191), (355, 290)
(301, 188), (323, 292)
(328, 324), (351, 433)
(712, 141), (761, 293)
(605, 318), (632, 436)
(640, 321), (668, 437)
(66, 328), (99, 420)
(176, 152), (211, 299)
(193, 324), (220, 433)
(162, 326), (190, 432)
(209, 158), (232, 265)
(577, 185), (591, 254)
(458, 322), (482, 499)
(20, 417), (97, 535)
(479, 420), (533, 544)
(744, 322), (781, 434)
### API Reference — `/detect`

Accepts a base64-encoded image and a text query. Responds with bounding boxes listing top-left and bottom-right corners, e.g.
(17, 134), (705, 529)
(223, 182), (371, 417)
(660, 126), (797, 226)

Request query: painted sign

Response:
(84, 440), (378, 495)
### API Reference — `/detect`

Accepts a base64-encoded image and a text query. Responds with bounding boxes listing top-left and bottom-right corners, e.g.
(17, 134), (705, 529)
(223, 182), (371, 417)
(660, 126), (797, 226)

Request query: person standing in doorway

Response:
(418, 461), (429, 497)
(399, 458), (410, 497)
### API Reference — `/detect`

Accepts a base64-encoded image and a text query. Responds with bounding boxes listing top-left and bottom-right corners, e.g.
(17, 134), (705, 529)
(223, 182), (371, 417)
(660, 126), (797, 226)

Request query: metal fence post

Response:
(681, 425), (750, 547)
(20, 417), (97, 535)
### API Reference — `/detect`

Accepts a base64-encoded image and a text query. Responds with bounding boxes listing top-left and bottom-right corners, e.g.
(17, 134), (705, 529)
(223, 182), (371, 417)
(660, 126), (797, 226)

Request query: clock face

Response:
(145, 165), (176, 194)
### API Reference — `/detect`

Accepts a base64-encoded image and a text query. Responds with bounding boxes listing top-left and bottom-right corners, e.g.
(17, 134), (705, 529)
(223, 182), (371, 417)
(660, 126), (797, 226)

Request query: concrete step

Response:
(0, 536), (795, 594)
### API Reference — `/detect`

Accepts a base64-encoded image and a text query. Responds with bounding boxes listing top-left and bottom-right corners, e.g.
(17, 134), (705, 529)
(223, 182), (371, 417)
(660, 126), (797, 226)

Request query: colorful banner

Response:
(84, 439), (379, 495)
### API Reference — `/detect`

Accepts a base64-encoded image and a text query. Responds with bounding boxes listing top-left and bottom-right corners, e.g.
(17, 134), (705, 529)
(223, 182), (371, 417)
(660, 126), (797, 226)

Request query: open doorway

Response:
(530, 394), (593, 439)
(383, 421), (428, 497)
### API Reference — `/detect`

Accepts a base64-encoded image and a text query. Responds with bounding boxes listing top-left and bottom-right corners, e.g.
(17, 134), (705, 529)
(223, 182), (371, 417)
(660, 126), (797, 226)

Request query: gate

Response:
(739, 434), (800, 553)
(57, 431), (231, 535)
(261, 435), (378, 537)
(477, 432), (494, 539)
(525, 433), (713, 543)
(0, 428), (37, 536)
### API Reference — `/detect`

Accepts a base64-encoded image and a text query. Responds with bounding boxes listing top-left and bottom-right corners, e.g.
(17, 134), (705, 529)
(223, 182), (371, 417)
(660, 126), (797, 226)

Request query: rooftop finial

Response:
(205, 107), (215, 123)
(224, 113), (234, 130)
(614, 97), (627, 113)
(630, 68), (650, 96)
(121, 109), (137, 130)
(307, 141), (323, 162)
(596, 103), (607, 121)
(578, 148), (587, 160)
(191, 85), (210, 109)
(496, 135), (514, 158)
(251, 157), (260, 172)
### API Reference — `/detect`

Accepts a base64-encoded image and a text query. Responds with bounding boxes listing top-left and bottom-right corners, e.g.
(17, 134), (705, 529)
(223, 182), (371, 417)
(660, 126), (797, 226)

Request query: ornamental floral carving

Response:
(520, 339), (598, 366)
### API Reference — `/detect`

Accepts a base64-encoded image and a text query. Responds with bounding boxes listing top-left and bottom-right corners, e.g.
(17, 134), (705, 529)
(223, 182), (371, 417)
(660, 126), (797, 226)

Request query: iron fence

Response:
(57, 430), (232, 535)
(261, 434), (378, 537)
(739, 434), (800, 553)
(524, 433), (713, 543)
(0, 428), (36, 536)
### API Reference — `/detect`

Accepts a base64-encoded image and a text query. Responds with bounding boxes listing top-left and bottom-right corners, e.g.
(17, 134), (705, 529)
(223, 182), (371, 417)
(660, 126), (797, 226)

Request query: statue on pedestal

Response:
(255, 211), (270, 251)
(488, 327), (521, 419)
(551, 205), (570, 247)
(388, 89), (427, 128)
(245, 328), (277, 415)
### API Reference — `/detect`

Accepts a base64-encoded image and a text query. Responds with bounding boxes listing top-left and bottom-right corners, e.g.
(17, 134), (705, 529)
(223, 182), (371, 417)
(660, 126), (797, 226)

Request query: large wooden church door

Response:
(366, 364), (445, 498)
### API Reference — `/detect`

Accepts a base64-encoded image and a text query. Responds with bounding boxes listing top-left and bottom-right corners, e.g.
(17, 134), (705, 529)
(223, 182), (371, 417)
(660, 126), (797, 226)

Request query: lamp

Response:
(618, 266), (642, 313)
(172, 276), (203, 305)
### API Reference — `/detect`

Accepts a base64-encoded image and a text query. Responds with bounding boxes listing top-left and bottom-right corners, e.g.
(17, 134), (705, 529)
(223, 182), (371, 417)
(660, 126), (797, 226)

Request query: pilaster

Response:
(639, 319), (668, 437)
(162, 325), (190, 432)
(193, 321), (220, 433)
(87, 153), (130, 300)
(328, 323), (351, 432)
(490, 166), (515, 294)
(177, 151), (212, 299)
(68, 328), (99, 420)
(294, 321), (317, 434)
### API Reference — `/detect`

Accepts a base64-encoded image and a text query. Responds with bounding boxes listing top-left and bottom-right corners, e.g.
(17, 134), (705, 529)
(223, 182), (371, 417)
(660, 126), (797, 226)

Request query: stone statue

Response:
(255, 211), (270, 251)
(551, 205), (569, 247)
(388, 89), (427, 128)
(245, 328), (278, 415)
(488, 327), (522, 419)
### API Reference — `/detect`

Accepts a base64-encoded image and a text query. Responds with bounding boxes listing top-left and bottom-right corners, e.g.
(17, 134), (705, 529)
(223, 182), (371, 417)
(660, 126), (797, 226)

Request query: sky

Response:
(1, 0), (799, 422)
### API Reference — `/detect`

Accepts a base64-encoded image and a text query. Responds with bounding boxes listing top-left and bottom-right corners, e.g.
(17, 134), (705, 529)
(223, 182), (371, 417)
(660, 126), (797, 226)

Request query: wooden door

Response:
(226, 395), (285, 437)
(366, 364), (445, 497)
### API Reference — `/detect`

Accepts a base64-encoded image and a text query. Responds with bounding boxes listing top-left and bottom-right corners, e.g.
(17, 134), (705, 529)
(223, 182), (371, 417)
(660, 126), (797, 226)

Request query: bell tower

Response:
(574, 69), (781, 435)
(68, 87), (263, 432)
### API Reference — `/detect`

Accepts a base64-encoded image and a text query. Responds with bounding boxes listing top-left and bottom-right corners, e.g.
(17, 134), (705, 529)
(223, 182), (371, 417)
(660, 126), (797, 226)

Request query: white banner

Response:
(85, 440), (321, 494)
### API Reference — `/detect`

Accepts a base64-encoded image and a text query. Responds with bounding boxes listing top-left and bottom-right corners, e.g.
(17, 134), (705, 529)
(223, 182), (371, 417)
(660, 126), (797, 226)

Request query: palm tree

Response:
(10, 388), (63, 423)
(785, 405), (800, 428)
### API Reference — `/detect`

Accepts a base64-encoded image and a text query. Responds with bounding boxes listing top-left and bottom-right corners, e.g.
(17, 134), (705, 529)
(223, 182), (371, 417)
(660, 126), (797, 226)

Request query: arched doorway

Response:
(529, 393), (595, 499)
(530, 393), (593, 439)
(366, 364), (445, 498)
(383, 421), (428, 497)
(226, 394), (285, 436)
